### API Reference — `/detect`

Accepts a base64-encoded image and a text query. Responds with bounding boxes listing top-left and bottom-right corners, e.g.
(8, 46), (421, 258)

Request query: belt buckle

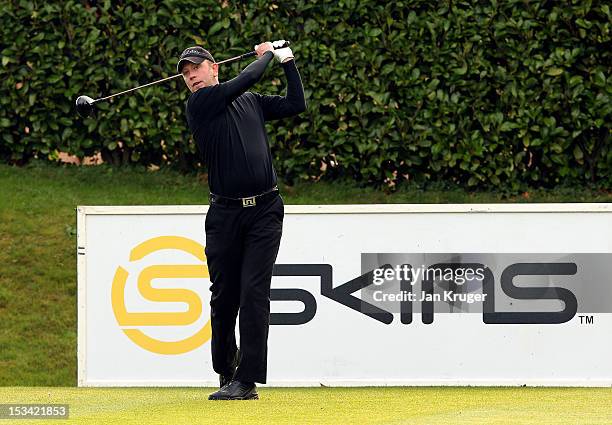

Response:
(242, 196), (256, 207)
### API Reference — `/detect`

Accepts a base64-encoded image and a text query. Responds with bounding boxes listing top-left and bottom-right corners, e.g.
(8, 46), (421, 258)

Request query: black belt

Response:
(209, 186), (279, 208)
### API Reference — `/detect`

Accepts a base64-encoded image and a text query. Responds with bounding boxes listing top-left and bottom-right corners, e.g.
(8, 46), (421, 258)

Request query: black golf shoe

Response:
(208, 380), (258, 400)
(219, 348), (241, 388)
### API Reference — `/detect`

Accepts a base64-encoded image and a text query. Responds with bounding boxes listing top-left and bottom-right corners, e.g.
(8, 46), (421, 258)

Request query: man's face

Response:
(181, 60), (218, 93)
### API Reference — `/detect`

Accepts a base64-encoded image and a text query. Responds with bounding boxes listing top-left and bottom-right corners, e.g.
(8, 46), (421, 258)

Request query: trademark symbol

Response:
(578, 315), (594, 325)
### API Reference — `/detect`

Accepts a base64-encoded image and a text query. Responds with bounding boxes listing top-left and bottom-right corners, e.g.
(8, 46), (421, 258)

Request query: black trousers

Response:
(204, 193), (284, 384)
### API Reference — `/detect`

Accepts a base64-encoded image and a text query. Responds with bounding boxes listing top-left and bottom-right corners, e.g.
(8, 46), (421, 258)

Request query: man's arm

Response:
(256, 60), (307, 121)
(187, 48), (274, 117)
(219, 50), (274, 104)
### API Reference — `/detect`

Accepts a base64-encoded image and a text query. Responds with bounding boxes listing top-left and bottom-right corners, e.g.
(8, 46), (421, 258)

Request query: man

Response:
(177, 40), (306, 400)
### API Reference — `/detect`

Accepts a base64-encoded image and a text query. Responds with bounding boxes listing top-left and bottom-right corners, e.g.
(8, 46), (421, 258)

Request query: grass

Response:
(1, 386), (612, 424)
(0, 161), (610, 386)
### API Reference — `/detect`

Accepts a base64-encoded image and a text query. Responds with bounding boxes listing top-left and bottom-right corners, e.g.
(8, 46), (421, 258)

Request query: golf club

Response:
(75, 41), (291, 118)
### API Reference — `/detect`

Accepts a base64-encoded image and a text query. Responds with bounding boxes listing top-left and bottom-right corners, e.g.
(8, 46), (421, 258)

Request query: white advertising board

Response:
(77, 204), (612, 386)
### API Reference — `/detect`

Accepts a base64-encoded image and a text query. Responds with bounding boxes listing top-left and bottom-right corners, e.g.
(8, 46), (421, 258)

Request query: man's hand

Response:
(254, 42), (273, 57)
(272, 40), (294, 63)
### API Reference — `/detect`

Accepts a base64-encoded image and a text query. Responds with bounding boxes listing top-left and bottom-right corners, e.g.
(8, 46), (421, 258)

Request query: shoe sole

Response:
(208, 393), (259, 401)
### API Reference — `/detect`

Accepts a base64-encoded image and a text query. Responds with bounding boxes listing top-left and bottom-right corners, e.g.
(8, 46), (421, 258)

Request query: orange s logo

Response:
(111, 236), (211, 354)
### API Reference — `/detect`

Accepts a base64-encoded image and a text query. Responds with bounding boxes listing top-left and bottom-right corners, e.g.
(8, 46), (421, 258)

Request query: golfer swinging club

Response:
(177, 40), (306, 400)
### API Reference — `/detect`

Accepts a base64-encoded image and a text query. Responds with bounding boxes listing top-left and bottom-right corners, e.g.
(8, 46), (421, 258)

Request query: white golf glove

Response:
(272, 39), (294, 63)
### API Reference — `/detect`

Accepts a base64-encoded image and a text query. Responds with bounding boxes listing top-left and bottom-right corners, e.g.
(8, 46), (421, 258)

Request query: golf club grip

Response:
(216, 41), (291, 65)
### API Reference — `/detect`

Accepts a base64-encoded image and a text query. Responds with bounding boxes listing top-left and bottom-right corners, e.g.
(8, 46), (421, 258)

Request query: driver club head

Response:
(75, 95), (96, 118)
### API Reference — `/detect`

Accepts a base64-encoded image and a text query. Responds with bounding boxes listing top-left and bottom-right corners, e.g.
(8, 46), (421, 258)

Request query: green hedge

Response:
(1, 0), (610, 190)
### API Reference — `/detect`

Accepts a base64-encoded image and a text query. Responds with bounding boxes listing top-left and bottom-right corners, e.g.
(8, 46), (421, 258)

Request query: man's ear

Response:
(212, 63), (219, 77)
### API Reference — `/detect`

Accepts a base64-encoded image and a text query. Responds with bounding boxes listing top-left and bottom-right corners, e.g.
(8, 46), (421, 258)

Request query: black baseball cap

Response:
(177, 46), (215, 73)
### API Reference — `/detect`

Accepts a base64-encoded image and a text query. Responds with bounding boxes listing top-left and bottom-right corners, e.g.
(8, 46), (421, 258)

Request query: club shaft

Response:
(95, 73), (183, 103)
(216, 51), (257, 65)
(93, 53), (252, 103)
(92, 41), (289, 103)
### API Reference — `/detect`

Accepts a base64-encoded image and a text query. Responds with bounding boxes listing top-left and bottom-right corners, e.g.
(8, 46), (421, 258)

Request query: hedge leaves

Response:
(1, 0), (610, 189)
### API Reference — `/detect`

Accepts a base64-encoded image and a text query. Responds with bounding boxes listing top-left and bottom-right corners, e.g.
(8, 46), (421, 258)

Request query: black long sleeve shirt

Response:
(186, 51), (306, 198)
